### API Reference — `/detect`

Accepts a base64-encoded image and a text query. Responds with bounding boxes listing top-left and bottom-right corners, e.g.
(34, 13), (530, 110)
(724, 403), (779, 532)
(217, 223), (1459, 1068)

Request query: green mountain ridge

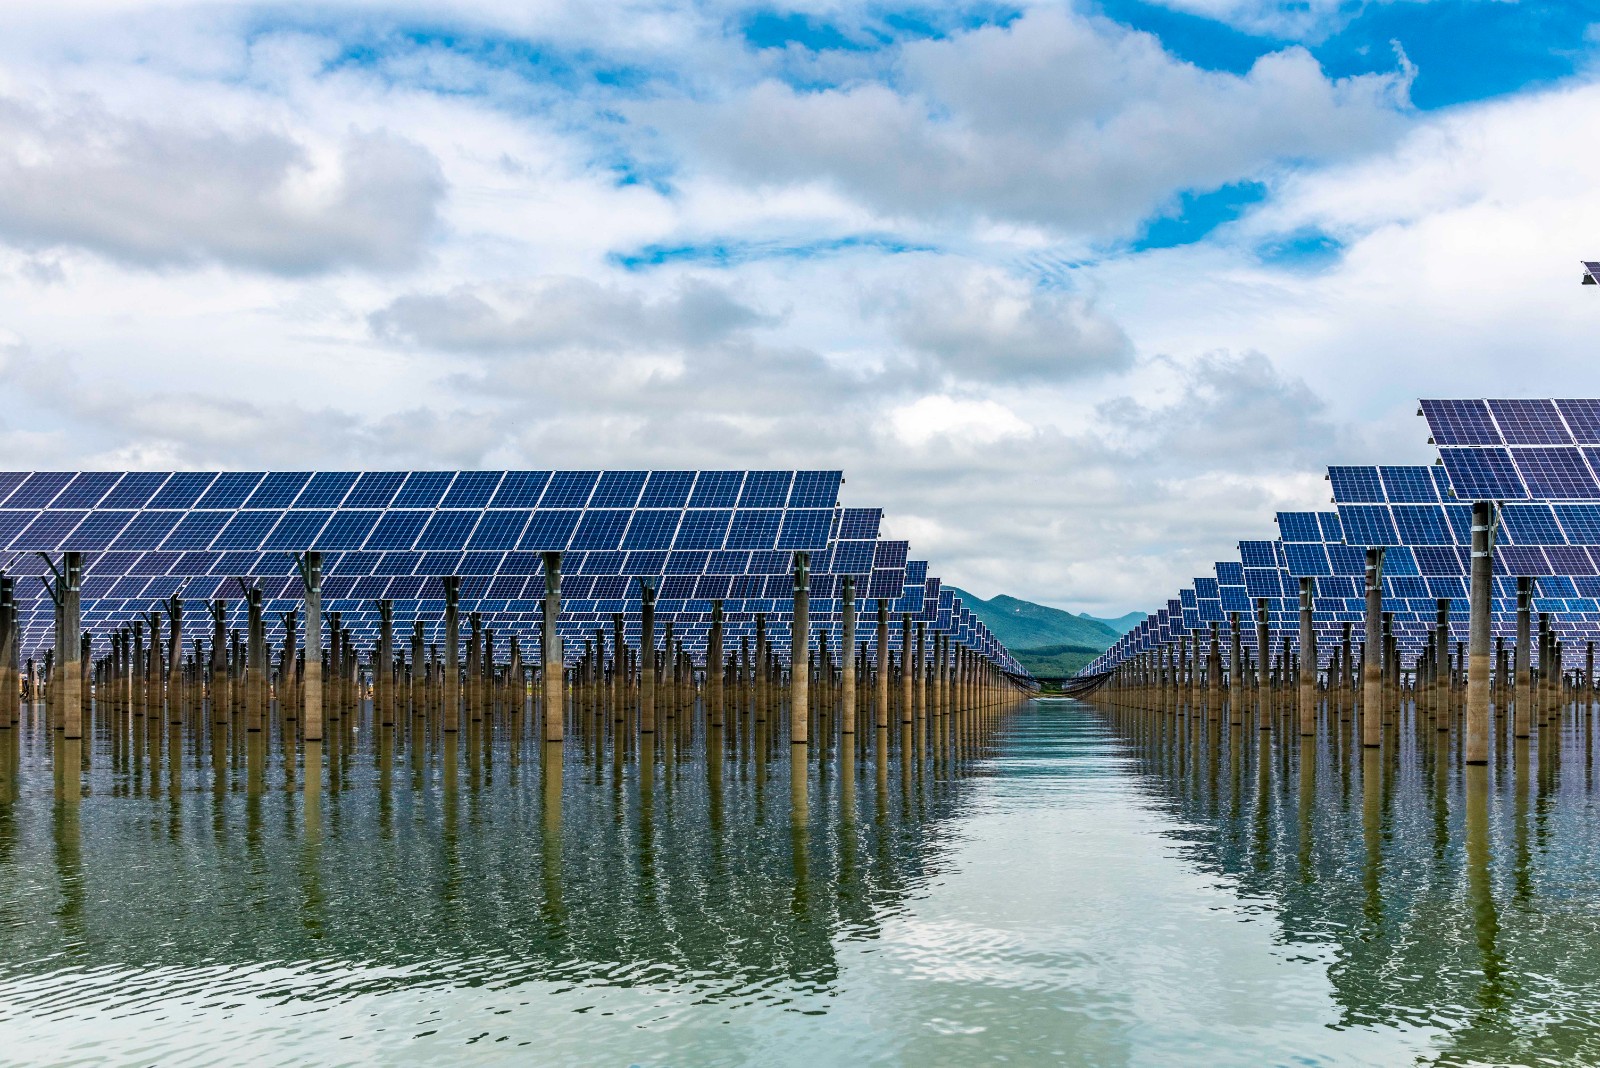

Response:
(946, 588), (1139, 677)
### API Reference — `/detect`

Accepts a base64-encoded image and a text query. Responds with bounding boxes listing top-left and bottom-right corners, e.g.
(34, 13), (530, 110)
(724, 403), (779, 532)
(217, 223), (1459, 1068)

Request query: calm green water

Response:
(1, 700), (1596, 1066)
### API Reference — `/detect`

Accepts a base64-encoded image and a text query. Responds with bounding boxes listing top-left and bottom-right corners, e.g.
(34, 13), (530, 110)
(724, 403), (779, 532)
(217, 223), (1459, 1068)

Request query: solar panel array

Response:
(1083, 399), (1600, 678)
(0, 470), (1026, 678)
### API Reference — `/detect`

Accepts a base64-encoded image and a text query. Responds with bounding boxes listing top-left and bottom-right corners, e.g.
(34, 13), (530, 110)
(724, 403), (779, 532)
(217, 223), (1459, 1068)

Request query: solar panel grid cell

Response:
(1421, 400), (1501, 445)
(1555, 400), (1600, 444)
(1438, 447), (1527, 500)
(1511, 447), (1600, 499)
(1329, 466), (1384, 503)
(1487, 399), (1572, 444)
(244, 472), (310, 509)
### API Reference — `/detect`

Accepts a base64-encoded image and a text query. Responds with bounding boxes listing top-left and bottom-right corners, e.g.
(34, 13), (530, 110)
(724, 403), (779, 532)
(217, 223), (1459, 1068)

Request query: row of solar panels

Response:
(1084, 400), (1600, 676)
(0, 470), (844, 513)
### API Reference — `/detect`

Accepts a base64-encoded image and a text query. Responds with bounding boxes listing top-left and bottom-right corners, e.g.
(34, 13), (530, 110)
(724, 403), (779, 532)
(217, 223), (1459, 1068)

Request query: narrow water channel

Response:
(1, 700), (1594, 1065)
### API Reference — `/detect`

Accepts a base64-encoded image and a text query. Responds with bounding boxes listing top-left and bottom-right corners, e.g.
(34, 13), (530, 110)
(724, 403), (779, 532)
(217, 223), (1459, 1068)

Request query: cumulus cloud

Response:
(647, 7), (1413, 237)
(878, 264), (1132, 382)
(0, 92), (445, 273)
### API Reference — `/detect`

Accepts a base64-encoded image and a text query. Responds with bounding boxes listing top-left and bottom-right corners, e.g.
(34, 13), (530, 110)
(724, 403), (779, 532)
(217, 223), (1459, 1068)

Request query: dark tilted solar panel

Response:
(588, 471), (645, 509)
(1487, 399), (1572, 444)
(640, 470), (693, 508)
(1378, 466), (1438, 503)
(1420, 399), (1501, 446)
(1328, 466), (1384, 503)
(1437, 447), (1527, 500)
(1510, 447), (1600, 499)
(440, 470), (503, 508)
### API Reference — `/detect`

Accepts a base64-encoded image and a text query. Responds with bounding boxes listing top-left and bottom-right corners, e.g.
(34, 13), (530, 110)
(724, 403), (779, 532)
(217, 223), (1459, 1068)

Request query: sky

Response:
(0, 0), (1597, 617)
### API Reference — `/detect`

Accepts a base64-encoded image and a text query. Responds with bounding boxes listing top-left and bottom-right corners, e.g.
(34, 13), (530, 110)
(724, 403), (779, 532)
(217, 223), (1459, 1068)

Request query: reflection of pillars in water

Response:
(899, 723), (912, 806)
(541, 740), (564, 929)
(378, 726), (394, 839)
(1229, 727), (1243, 821)
(0, 728), (15, 806)
(301, 740), (324, 939)
(638, 745), (657, 915)
(1252, 730), (1270, 863)
(790, 766), (810, 917)
(441, 732), (460, 905)
(54, 740), (85, 951)
(167, 722), (183, 835)
(1296, 735), (1315, 882)
(1431, 727), (1450, 858)
(1463, 762), (1504, 994)
(247, 729), (266, 797)
(874, 728), (889, 820)
(790, 742), (808, 829)
(1361, 748), (1383, 928)
(1512, 739), (1531, 907)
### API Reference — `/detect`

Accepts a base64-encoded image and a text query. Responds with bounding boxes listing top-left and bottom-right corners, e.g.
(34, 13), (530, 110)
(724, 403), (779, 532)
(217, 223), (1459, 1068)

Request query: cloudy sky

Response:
(0, 0), (1595, 616)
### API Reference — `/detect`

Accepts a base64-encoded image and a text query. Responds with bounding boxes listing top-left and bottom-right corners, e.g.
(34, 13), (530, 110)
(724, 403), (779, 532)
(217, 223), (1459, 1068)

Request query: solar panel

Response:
(53, 472), (122, 509)
(1487, 399), (1571, 445)
(1510, 447), (1600, 499)
(1438, 447), (1526, 500)
(1378, 466), (1437, 503)
(1420, 400), (1501, 446)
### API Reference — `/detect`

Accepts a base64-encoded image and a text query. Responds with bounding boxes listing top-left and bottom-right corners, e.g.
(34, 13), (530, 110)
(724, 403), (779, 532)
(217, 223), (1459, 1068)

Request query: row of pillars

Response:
(1094, 504), (1586, 761)
(1, 551), (1033, 767)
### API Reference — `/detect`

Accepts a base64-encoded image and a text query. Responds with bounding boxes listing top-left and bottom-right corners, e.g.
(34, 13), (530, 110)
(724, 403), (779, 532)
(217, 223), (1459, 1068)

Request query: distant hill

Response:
(946, 588), (1125, 652)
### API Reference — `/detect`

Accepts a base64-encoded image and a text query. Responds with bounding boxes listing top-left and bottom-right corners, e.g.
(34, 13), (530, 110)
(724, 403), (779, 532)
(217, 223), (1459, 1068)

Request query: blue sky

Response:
(0, 0), (1597, 613)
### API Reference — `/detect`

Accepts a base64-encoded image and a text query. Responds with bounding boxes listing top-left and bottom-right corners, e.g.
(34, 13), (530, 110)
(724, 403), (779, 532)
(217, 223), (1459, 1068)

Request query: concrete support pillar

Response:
(1361, 548), (1385, 747)
(377, 599), (394, 727)
(210, 600), (227, 725)
(1434, 597), (1450, 733)
(1298, 577), (1316, 736)
(900, 612), (913, 725)
(709, 599), (724, 730)
(442, 576), (461, 732)
(299, 556), (323, 738)
(639, 578), (656, 734)
(1514, 576), (1532, 739)
(915, 620), (927, 725)
(840, 576), (857, 735)
(56, 553), (83, 740)
(246, 586), (264, 733)
(1229, 612), (1243, 725)
(875, 600), (890, 729)
(0, 575), (12, 729)
(541, 551), (563, 743)
(1254, 598), (1270, 729)
(791, 552), (809, 747)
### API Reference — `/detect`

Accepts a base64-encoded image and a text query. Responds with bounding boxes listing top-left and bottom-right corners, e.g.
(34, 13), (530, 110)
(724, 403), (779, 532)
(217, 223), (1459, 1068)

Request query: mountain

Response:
(945, 588), (1123, 652)
(1084, 611), (1143, 635)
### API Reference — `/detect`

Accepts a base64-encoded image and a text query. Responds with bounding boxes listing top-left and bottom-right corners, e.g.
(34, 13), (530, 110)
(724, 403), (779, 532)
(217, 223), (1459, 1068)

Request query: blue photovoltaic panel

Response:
(777, 509), (832, 549)
(4, 473), (75, 509)
(1443, 504), (1471, 544)
(1379, 466), (1437, 503)
(1555, 400), (1600, 444)
(0, 473), (28, 503)
(1414, 547), (1462, 575)
(1555, 504), (1600, 543)
(789, 471), (842, 508)
(519, 510), (579, 550)
(466, 510), (531, 551)
(441, 471), (503, 509)
(688, 471), (742, 508)
(393, 472), (455, 509)
(13, 509), (86, 549)
(874, 541), (909, 571)
(589, 471), (645, 509)
(1487, 399), (1571, 444)
(622, 510), (679, 551)
(162, 511), (231, 551)
(725, 510), (780, 550)
(1239, 541), (1277, 567)
(542, 471), (597, 509)
(416, 510), (480, 550)
(99, 472), (168, 509)
(1216, 561), (1244, 586)
(1512, 447), (1600, 499)
(1391, 505), (1452, 545)
(148, 472), (216, 510)
(1284, 543), (1331, 576)
(66, 509), (134, 550)
(1438, 447), (1526, 500)
(830, 541), (875, 574)
(109, 511), (182, 550)
(705, 551), (747, 575)
(366, 511), (429, 551)
(262, 510), (331, 550)
(296, 472), (357, 508)
(1244, 568), (1281, 597)
(1501, 504), (1565, 545)
(1339, 505), (1399, 546)
(245, 472), (311, 509)
(314, 510), (380, 550)
(1382, 547), (1418, 575)
(739, 471), (791, 508)
(488, 471), (550, 508)
(1546, 546), (1594, 576)
(570, 509), (630, 550)
(195, 472), (264, 509)
(1329, 466), (1384, 503)
(640, 471), (693, 508)
(53, 472), (122, 509)
(343, 472), (403, 509)
(1318, 512), (1344, 542)
(838, 508), (882, 540)
(674, 510), (731, 550)
(1421, 399), (1501, 445)
(214, 511), (282, 550)
(1277, 512), (1321, 543)
(1499, 546), (1550, 575)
